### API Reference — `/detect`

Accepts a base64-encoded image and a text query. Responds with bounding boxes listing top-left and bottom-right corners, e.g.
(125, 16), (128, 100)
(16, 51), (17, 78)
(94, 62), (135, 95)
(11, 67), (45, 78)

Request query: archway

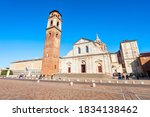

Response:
(95, 60), (103, 73)
(66, 62), (71, 73)
(81, 60), (86, 73)
(98, 63), (102, 73)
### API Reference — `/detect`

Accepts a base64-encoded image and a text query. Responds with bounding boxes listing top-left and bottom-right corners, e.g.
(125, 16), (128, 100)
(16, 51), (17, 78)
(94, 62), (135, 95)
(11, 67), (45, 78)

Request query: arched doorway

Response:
(68, 67), (71, 73)
(95, 60), (103, 73)
(67, 62), (71, 73)
(98, 63), (102, 73)
(81, 60), (86, 73)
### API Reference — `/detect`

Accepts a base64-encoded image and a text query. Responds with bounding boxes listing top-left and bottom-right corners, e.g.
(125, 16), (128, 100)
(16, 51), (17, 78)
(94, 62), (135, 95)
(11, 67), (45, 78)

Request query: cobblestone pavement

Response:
(0, 79), (150, 100)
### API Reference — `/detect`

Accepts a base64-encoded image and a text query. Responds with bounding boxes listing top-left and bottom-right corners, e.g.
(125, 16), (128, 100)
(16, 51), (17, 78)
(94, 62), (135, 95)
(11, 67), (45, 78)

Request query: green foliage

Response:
(1, 70), (7, 76)
(9, 70), (13, 75)
(0, 70), (13, 76)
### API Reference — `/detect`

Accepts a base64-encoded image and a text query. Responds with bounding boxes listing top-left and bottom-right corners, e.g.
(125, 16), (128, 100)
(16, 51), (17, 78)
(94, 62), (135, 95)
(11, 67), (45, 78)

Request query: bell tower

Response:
(42, 10), (62, 76)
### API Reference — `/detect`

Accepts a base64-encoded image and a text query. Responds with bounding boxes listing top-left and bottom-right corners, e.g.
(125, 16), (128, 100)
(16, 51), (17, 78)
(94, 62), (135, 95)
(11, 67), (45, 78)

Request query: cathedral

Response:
(10, 10), (142, 77)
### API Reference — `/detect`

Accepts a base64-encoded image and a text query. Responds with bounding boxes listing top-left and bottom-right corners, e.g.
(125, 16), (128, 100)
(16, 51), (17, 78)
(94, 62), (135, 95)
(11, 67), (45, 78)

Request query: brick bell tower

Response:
(42, 10), (62, 76)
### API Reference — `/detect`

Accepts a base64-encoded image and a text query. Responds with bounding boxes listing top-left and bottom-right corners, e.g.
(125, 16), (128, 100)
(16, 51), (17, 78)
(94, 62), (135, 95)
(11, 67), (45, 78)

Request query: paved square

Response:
(0, 79), (150, 100)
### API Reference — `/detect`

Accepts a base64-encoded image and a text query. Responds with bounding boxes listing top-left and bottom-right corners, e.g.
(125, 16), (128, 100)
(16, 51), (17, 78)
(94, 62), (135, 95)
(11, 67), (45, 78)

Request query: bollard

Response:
(84, 79), (87, 82)
(141, 81), (144, 85)
(63, 79), (66, 81)
(108, 80), (111, 83)
(70, 82), (73, 86)
(37, 80), (40, 83)
(124, 81), (128, 84)
(77, 79), (80, 82)
(132, 81), (135, 84)
(100, 80), (102, 83)
(116, 80), (119, 84)
(92, 83), (96, 87)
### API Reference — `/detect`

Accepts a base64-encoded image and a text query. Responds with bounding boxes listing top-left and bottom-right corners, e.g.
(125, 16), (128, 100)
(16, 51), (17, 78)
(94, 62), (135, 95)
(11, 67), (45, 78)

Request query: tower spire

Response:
(96, 34), (102, 44)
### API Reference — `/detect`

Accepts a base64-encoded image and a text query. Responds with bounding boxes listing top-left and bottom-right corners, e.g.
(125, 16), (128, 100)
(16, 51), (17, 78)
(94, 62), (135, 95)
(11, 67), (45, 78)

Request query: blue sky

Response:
(0, 0), (150, 68)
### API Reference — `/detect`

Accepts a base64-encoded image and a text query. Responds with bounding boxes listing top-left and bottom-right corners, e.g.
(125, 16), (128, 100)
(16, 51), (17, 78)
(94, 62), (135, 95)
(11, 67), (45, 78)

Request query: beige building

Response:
(120, 40), (141, 74)
(10, 59), (42, 76)
(110, 53), (123, 74)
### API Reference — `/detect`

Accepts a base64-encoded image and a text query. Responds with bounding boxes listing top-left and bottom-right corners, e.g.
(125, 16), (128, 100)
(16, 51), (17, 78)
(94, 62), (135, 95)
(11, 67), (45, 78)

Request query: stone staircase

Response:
(53, 73), (111, 79)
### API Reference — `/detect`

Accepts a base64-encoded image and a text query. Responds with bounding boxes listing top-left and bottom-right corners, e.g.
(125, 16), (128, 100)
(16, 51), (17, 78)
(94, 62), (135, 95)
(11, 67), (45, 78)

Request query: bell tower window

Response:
(50, 20), (53, 26)
(56, 33), (58, 38)
(57, 22), (59, 27)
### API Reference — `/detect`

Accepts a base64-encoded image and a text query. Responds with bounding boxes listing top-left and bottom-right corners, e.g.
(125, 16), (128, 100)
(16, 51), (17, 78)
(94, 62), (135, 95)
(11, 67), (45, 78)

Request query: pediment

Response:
(74, 38), (91, 45)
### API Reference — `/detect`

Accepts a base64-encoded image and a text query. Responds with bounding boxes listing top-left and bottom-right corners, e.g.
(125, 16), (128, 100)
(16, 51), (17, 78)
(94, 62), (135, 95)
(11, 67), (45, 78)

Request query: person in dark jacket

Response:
(126, 74), (129, 80)
(38, 74), (42, 80)
(136, 75), (140, 80)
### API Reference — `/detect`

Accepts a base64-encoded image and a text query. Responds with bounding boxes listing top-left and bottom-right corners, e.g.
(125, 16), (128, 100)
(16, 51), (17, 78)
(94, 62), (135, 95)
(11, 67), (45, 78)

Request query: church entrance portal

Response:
(98, 64), (102, 73)
(68, 67), (71, 73)
(81, 65), (86, 73)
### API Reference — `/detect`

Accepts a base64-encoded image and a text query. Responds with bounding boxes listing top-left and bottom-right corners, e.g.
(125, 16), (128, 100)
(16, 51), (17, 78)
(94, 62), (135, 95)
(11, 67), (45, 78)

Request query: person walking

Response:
(136, 75), (140, 80)
(126, 74), (129, 80)
(122, 73), (125, 79)
(38, 74), (42, 80)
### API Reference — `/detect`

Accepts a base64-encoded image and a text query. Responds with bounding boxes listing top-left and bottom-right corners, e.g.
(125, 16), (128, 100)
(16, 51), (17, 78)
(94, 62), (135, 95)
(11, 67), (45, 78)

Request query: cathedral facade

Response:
(60, 37), (112, 75)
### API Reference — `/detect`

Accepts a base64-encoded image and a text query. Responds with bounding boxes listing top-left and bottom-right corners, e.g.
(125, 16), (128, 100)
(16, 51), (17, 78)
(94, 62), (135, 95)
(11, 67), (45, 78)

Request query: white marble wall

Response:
(60, 53), (112, 74)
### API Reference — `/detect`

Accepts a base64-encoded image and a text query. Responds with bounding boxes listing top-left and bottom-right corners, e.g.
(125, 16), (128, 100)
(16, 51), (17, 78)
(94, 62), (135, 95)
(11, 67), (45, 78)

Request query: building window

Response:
(78, 47), (81, 54)
(57, 22), (59, 27)
(86, 46), (89, 53)
(50, 20), (53, 26)
(56, 33), (58, 38)
(49, 33), (51, 36)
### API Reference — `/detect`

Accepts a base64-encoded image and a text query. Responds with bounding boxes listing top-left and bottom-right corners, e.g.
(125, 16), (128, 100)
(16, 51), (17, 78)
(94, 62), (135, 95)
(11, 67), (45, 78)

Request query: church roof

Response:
(81, 38), (93, 42)
(74, 36), (106, 46)
(140, 52), (150, 57)
(74, 38), (93, 45)
(49, 10), (62, 16)
(121, 40), (136, 43)
(11, 58), (42, 63)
